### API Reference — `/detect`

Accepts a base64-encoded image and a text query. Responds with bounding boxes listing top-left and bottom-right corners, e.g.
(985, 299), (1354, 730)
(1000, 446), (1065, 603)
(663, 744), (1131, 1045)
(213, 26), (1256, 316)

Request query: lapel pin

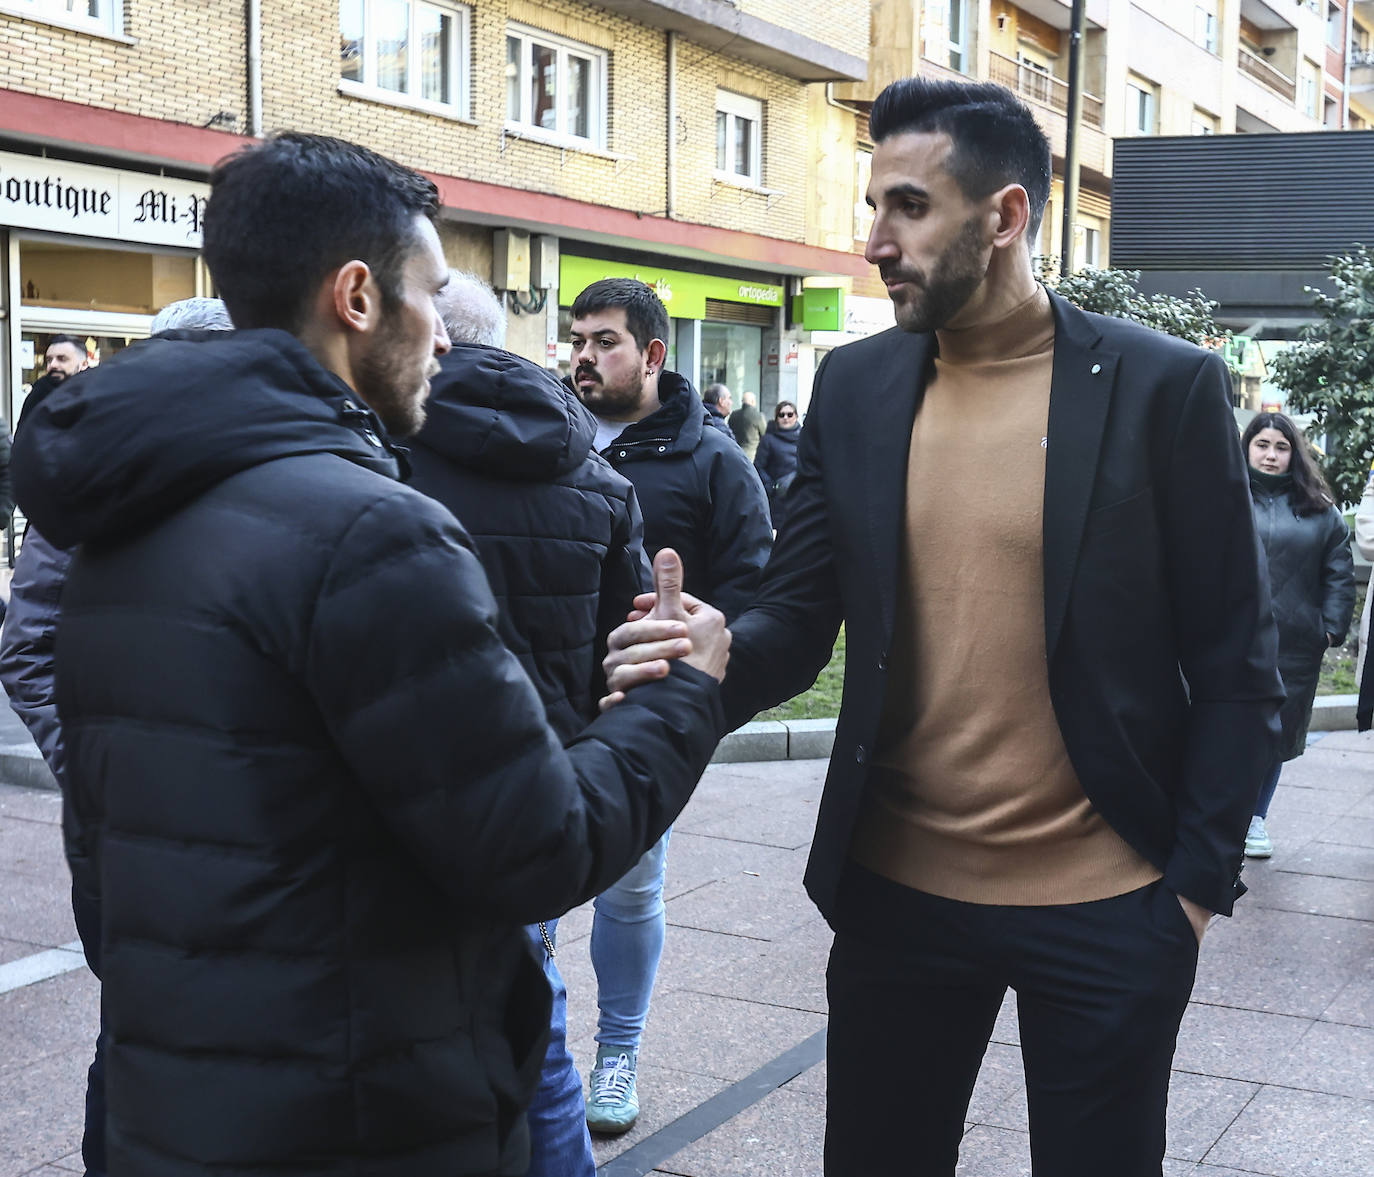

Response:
(1090, 363), (1102, 375)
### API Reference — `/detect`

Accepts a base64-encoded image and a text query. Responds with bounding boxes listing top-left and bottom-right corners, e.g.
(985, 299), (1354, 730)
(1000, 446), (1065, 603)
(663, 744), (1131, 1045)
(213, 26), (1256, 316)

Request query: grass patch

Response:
(1318, 580), (1365, 695)
(757, 626), (846, 722)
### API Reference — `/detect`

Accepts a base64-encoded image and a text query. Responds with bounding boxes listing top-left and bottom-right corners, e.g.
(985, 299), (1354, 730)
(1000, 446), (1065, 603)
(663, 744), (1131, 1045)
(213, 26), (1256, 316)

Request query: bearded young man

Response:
(607, 79), (1282, 1175)
(11, 132), (728, 1177)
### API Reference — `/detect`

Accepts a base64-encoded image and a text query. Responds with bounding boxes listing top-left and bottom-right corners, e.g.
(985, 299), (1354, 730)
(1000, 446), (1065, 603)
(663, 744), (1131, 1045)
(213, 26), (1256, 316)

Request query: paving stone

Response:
(0, 867), (78, 949)
(1276, 785), (1374, 818)
(1191, 907), (1373, 1018)
(0, 936), (49, 966)
(1248, 871), (1374, 921)
(654, 1085), (823, 1177)
(966, 1041), (1025, 1125)
(664, 848), (813, 941)
(1173, 1004), (1314, 1085)
(0, 814), (68, 881)
(49, 1153), (84, 1173)
(657, 832), (800, 903)
(710, 721), (787, 765)
(1320, 959), (1374, 1028)
(0, 1045), (86, 1177)
(954, 1124), (1031, 1176)
(0, 783), (61, 824)
(782, 1058), (825, 1097)
(0, 968), (99, 1078)
(990, 989), (1020, 1047)
(1163, 1073), (1262, 1163)
(1275, 841), (1374, 882)
(675, 916), (830, 1015)
(784, 719), (835, 761)
(1315, 815), (1374, 849)
(1265, 1020), (1374, 1101)
(678, 797), (819, 851)
(1204, 1086), (1374, 1176)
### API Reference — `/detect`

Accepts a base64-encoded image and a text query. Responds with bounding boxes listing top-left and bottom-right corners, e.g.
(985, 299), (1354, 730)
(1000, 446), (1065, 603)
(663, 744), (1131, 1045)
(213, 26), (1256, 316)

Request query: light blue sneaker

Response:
(586, 1045), (639, 1135)
(1245, 816), (1273, 858)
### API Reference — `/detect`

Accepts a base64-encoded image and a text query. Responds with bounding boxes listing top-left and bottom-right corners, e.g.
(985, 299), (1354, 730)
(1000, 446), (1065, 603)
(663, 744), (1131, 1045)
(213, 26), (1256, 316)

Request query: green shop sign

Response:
(559, 256), (783, 319)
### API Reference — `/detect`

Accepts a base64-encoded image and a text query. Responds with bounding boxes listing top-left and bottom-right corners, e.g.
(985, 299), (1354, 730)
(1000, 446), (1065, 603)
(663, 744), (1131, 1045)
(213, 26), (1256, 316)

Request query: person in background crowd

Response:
(1354, 466), (1374, 733)
(728, 389), (767, 460)
(1242, 412), (1354, 858)
(604, 77), (1282, 1176)
(407, 270), (649, 1177)
(569, 277), (771, 1135)
(0, 296), (234, 1177)
(754, 399), (802, 530)
(701, 382), (733, 436)
(10, 132), (728, 1177)
(19, 335), (89, 431)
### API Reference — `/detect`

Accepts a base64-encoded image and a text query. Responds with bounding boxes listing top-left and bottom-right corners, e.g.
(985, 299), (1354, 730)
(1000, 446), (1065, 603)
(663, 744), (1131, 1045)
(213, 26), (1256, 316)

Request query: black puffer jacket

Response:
(12, 329), (723, 1177)
(754, 419), (802, 528)
(409, 344), (649, 743)
(1250, 474), (1355, 760)
(599, 371), (771, 622)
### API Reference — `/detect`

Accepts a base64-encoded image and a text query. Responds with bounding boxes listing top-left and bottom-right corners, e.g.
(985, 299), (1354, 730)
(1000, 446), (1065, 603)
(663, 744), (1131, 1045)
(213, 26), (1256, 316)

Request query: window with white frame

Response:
(1125, 78), (1157, 135)
(715, 90), (764, 185)
(948, 0), (969, 72)
(505, 23), (608, 148)
(1327, 4), (1344, 50)
(340, 0), (470, 113)
(1075, 222), (1101, 270)
(1299, 59), (1321, 118)
(1193, 3), (1218, 53)
(1191, 108), (1218, 134)
(15, 0), (121, 36)
(854, 147), (873, 242)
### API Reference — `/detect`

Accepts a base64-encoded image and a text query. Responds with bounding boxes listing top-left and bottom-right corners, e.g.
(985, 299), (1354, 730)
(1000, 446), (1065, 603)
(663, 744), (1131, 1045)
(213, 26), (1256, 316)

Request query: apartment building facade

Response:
(822, 0), (1352, 316)
(0, 0), (871, 423)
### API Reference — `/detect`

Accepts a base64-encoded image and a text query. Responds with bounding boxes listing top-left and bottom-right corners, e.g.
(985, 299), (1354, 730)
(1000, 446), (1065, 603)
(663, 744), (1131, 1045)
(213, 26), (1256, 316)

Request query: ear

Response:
(330, 260), (379, 335)
(645, 338), (668, 373)
(988, 184), (1031, 250)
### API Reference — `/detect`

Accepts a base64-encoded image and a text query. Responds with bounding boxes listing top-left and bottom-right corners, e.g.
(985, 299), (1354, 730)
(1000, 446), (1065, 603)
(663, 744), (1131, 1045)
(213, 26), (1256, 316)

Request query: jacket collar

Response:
(602, 371), (705, 460)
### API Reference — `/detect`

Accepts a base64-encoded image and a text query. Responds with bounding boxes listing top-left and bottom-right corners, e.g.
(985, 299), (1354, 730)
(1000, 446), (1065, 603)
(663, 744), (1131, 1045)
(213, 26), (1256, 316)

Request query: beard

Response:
(576, 366), (646, 418)
(354, 328), (436, 439)
(883, 214), (989, 334)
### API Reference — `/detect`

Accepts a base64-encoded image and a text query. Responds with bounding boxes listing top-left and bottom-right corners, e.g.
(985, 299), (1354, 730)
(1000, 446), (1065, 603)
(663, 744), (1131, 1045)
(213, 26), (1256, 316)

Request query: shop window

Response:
(340, 0), (470, 114)
(716, 91), (764, 185)
(20, 241), (196, 316)
(1126, 78), (1157, 135)
(505, 23), (607, 148)
(13, 0), (121, 37)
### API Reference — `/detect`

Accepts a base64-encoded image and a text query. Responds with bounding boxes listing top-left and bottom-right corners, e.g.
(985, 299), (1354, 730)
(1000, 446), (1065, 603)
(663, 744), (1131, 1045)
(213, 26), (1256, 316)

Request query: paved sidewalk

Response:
(2, 736), (1372, 1176)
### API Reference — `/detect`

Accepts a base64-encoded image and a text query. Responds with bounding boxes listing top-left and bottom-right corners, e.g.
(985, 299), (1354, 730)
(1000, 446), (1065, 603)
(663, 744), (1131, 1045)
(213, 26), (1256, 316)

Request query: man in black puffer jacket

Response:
(408, 272), (648, 1177)
(11, 133), (728, 1177)
(566, 278), (771, 1134)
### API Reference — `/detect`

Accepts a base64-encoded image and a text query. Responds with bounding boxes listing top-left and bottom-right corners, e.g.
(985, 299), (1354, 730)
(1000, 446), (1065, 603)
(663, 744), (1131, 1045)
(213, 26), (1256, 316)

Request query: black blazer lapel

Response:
(862, 330), (931, 638)
(1043, 292), (1118, 661)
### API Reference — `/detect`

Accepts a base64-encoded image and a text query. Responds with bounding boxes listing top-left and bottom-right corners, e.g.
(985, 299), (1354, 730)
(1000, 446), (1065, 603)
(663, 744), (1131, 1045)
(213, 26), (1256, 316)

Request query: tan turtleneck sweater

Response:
(848, 285), (1159, 906)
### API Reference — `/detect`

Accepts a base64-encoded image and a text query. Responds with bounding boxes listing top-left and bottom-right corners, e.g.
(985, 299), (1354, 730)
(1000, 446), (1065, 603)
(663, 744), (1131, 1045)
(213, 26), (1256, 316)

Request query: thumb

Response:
(649, 548), (686, 619)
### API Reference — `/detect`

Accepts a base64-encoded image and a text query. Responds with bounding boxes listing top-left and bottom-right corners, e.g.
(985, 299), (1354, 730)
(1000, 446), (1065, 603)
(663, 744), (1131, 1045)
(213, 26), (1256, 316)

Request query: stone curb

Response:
(2, 696), (1362, 792)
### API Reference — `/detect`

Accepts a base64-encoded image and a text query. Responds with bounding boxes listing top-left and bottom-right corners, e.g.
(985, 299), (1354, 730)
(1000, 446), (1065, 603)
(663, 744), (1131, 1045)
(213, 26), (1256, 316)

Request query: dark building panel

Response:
(1110, 131), (1374, 271)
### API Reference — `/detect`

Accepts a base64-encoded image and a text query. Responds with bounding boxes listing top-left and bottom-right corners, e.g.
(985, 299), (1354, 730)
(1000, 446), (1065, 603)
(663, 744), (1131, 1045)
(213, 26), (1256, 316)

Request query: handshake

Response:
(600, 548), (731, 710)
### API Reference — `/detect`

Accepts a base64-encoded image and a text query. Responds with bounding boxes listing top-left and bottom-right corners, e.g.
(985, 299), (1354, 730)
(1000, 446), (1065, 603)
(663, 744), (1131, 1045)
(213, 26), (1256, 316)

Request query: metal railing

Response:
(988, 51), (1104, 129)
(1238, 47), (1296, 102)
(1350, 48), (1374, 67)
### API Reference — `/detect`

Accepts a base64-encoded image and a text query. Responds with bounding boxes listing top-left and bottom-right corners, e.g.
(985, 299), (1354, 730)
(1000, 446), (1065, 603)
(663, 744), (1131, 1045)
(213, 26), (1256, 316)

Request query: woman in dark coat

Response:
(1243, 412), (1355, 858)
(754, 400), (802, 530)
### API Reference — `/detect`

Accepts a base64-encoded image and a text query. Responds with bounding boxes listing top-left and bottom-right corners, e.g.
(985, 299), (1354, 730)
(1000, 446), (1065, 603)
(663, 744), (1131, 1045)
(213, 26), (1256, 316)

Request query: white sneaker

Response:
(1245, 816), (1273, 858)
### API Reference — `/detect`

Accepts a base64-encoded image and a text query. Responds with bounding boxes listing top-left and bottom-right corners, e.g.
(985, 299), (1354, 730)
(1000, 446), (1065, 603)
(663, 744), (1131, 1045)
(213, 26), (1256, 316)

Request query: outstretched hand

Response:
(599, 549), (730, 711)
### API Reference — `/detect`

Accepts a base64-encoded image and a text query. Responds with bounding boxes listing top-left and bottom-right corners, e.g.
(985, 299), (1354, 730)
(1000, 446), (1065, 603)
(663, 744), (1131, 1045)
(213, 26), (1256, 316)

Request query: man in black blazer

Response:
(607, 78), (1282, 1175)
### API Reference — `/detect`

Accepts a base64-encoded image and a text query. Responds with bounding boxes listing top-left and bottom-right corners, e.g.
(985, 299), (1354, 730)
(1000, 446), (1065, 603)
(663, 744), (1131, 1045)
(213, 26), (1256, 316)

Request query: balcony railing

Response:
(1352, 49), (1374, 67)
(988, 51), (1104, 129)
(1238, 47), (1296, 102)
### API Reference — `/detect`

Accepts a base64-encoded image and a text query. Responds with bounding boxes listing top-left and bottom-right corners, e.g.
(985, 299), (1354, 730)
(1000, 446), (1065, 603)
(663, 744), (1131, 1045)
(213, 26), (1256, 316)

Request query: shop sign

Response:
(559, 256), (782, 319)
(0, 150), (209, 248)
(791, 287), (845, 332)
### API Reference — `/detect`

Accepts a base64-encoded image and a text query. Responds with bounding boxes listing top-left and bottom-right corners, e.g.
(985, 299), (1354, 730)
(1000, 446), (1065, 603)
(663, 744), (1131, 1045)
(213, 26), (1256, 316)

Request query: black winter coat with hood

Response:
(11, 329), (724, 1177)
(408, 344), (649, 743)
(599, 371), (771, 623)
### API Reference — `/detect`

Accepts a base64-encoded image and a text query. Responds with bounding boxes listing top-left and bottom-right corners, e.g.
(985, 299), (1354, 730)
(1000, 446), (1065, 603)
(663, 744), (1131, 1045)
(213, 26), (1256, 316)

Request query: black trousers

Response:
(825, 864), (1199, 1177)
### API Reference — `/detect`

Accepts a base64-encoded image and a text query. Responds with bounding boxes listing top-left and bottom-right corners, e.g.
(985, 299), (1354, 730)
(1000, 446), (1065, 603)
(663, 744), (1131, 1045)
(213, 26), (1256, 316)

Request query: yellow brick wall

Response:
(671, 39), (808, 241)
(0, 3), (245, 131)
(739, 0), (871, 62)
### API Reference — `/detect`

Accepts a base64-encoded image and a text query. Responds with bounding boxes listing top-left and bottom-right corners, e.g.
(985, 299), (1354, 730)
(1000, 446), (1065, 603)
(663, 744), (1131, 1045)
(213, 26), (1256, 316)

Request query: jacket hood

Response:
(416, 344), (597, 480)
(12, 328), (405, 550)
(601, 371), (709, 461)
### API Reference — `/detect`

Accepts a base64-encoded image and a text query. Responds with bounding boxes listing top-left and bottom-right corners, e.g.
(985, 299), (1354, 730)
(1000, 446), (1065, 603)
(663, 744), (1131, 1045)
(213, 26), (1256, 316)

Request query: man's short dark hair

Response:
(570, 278), (670, 354)
(46, 334), (84, 352)
(202, 132), (440, 333)
(703, 383), (728, 407)
(869, 78), (1052, 242)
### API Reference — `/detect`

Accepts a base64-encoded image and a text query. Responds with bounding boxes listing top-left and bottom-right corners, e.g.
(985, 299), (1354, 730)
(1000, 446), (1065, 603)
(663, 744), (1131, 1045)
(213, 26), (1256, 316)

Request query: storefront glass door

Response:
(699, 322), (762, 401)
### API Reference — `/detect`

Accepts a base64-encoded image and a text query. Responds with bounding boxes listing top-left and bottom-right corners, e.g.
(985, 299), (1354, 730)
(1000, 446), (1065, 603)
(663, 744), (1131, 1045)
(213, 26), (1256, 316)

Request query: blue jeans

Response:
(591, 827), (671, 1049)
(524, 921), (595, 1177)
(1255, 761), (1283, 819)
